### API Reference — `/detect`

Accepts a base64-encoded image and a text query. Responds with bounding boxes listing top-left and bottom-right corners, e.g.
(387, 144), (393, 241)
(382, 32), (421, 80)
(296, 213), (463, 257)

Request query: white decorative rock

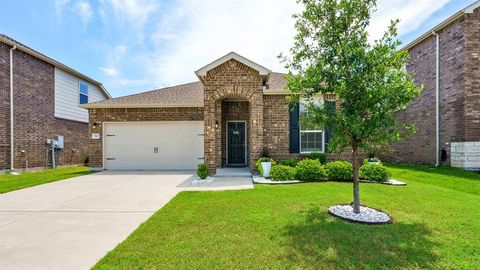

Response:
(328, 204), (391, 224)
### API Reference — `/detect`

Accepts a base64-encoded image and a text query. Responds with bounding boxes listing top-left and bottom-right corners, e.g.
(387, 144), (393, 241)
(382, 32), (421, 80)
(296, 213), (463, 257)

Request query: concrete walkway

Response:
(0, 170), (254, 270)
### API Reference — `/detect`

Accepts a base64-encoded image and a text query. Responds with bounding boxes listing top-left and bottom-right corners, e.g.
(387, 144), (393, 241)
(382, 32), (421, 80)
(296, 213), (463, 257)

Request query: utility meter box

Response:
(55, 135), (64, 149)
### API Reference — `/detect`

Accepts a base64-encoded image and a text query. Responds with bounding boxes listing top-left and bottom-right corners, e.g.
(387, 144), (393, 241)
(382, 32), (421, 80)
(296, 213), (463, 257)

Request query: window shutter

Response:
(289, 103), (300, 153)
(324, 100), (336, 153)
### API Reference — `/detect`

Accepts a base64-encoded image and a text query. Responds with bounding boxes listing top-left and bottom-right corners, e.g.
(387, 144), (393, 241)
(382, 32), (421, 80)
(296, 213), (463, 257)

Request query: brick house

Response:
(383, 1), (480, 170)
(83, 52), (334, 174)
(0, 35), (110, 172)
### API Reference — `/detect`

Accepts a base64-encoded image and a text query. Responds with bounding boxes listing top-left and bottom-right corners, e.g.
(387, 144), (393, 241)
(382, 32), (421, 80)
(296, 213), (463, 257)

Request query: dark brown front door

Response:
(227, 122), (246, 165)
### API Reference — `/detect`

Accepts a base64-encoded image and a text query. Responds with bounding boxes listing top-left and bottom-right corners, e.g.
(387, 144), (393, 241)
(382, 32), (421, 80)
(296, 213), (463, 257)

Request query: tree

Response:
(281, 0), (422, 213)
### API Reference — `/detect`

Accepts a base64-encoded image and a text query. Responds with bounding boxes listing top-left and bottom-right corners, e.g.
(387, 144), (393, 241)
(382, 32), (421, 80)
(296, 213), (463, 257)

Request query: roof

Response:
(195, 52), (271, 79)
(402, 0), (480, 50)
(81, 72), (288, 109)
(0, 34), (111, 99)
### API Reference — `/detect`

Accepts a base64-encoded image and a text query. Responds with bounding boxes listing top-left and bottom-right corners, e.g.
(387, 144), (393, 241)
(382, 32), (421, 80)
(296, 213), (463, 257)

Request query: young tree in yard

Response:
(281, 0), (422, 213)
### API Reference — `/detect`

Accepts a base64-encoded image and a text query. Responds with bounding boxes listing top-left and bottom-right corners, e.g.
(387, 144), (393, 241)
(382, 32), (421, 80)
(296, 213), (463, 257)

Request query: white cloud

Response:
(103, 0), (159, 28)
(54, 0), (70, 19)
(100, 66), (120, 77)
(74, 0), (93, 25)
(369, 0), (451, 41)
(95, 0), (454, 95)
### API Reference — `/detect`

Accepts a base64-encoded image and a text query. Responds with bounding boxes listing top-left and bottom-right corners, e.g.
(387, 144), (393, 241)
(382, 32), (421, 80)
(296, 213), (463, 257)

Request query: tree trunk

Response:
(352, 142), (361, 213)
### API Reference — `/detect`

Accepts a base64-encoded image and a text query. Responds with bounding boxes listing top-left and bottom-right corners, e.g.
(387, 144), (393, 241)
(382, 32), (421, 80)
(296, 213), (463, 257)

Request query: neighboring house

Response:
(383, 1), (480, 170)
(0, 35), (111, 172)
(83, 52), (335, 174)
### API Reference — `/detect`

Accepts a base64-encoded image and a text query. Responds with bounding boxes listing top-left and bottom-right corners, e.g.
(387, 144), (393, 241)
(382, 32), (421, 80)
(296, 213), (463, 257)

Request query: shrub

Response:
(295, 159), (327, 181)
(325, 161), (353, 181)
(197, 163), (209, 179)
(270, 165), (296, 181)
(360, 163), (390, 182)
(280, 158), (298, 167)
(308, 152), (328, 164)
(256, 157), (276, 176)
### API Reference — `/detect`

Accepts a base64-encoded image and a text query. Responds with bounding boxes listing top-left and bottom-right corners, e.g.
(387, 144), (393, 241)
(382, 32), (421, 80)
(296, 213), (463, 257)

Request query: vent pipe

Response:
(432, 31), (440, 166)
(9, 45), (17, 173)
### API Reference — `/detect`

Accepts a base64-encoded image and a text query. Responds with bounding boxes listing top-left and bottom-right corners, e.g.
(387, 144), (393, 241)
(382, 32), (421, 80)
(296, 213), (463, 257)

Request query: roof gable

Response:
(195, 52), (271, 77)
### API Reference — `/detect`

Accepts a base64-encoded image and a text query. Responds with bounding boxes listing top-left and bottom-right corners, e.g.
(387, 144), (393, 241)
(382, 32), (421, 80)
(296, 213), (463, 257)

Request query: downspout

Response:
(9, 45), (17, 172)
(432, 31), (440, 166)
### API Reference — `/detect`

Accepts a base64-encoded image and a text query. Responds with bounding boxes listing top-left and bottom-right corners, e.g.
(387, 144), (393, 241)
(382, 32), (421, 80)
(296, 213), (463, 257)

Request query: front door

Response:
(227, 122), (246, 165)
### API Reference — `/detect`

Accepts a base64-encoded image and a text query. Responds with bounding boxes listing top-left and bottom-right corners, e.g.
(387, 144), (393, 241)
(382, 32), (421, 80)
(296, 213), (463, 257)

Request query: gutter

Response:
(433, 31), (440, 166)
(9, 45), (17, 172)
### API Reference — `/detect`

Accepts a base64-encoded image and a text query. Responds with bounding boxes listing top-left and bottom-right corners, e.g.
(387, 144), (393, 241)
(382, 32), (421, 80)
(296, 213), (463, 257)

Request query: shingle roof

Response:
(82, 72), (288, 108)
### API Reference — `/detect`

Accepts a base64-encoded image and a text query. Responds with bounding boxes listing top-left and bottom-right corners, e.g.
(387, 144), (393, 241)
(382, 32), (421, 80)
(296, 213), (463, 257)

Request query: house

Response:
(82, 52), (336, 174)
(0, 35), (111, 172)
(383, 1), (480, 170)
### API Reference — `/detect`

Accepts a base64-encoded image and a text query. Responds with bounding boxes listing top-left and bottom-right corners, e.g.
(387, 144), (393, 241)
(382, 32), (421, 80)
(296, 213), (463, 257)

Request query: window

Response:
(300, 98), (325, 153)
(79, 82), (88, 104)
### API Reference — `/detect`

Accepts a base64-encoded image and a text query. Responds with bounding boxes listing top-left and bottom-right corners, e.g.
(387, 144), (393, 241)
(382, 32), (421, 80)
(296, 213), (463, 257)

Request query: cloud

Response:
(74, 0), (93, 25)
(103, 0), (159, 28)
(95, 0), (454, 95)
(369, 0), (451, 41)
(100, 66), (119, 77)
(54, 0), (70, 19)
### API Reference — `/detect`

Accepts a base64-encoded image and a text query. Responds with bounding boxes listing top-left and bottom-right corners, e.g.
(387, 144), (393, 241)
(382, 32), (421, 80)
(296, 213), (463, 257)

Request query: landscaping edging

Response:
(328, 204), (393, 225)
(252, 175), (304, 184)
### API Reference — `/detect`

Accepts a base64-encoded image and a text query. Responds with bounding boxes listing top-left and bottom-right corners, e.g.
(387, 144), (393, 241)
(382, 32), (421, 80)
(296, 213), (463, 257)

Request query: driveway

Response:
(0, 171), (194, 270)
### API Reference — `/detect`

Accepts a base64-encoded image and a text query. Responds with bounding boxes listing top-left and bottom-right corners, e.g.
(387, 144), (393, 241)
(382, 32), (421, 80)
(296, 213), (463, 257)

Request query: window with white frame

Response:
(79, 81), (88, 104)
(300, 98), (325, 153)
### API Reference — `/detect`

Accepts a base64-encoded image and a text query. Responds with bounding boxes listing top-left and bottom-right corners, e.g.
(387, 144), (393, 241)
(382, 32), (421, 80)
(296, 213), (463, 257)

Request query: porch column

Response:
(204, 97), (217, 175)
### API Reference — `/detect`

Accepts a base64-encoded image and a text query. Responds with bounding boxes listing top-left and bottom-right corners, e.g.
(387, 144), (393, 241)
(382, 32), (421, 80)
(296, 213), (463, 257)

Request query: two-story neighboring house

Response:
(0, 35), (110, 172)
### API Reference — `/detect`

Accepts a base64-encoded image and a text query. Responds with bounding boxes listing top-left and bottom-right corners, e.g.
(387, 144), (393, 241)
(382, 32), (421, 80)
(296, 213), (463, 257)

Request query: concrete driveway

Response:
(0, 171), (194, 270)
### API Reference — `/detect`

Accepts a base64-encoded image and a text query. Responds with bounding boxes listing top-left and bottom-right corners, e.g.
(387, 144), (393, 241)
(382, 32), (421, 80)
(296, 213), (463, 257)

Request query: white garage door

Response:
(104, 122), (204, 170)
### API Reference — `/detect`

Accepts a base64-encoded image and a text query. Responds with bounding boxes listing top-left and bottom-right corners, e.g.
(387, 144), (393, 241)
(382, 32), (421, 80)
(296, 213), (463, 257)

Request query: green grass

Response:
(0, 166), (94, 194)
(94, 164), (480, 270)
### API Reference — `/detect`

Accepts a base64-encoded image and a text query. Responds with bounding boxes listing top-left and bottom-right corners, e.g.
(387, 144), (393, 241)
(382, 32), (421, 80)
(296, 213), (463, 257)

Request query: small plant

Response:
(360, 163), (390, 182)
(197, 163), (209, 179)
(365, 157), (382, 165)
(295, 159), (326, 181)
(308, 152), (327, 164)
(256, 157), (276, 176)
(325, 161), (353, 181)
(280, 158), (298, 167)
(270, 165), (296, 181)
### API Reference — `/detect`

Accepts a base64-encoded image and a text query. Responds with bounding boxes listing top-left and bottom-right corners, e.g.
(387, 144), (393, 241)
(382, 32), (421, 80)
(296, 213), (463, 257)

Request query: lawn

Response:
(0, 166), (94, 194)
(94, 164), (480, 270)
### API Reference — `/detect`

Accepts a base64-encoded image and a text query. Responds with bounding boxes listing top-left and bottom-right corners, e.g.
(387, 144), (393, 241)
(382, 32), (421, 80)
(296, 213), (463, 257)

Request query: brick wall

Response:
(464, 8), (480, 141)
(0, 42), (90, 171)
(263, 95), (291, 159)
(383, 17), (466, 165)
(87, 107), (204, 168)
(202, 59), (264, 174)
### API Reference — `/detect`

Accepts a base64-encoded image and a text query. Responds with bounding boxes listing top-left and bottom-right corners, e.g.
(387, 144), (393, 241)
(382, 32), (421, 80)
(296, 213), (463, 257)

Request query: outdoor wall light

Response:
(92, 122), (99, 129)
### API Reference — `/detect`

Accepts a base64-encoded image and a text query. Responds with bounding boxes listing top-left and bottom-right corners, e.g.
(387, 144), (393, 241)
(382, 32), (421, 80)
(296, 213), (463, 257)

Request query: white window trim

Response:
(300, 130), (325, 154)
(79, 81), (89, 105)
(299, 97), (325, 153)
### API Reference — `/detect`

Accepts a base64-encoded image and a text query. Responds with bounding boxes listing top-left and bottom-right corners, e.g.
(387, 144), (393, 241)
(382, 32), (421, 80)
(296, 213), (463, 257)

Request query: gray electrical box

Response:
(55, 135), (64, 149)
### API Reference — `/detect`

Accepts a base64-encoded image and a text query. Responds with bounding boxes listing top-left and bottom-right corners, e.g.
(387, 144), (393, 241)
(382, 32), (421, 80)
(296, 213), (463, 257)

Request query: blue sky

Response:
(0, 0), (476, 97)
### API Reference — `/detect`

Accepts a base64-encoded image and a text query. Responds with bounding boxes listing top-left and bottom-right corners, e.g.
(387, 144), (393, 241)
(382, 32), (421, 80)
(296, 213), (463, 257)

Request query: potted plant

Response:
(367, 157), (381, 165)
(259, 157), (274, 178)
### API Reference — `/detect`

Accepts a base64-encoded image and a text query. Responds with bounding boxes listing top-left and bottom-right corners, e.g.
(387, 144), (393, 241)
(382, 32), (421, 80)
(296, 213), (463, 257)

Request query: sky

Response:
(0, 0), (476, 97)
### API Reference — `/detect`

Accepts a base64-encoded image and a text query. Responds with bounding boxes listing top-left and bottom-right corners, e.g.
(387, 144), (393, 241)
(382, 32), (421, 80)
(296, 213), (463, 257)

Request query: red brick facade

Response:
(0, 41), (99, 171)
(384, 9), (480, 167)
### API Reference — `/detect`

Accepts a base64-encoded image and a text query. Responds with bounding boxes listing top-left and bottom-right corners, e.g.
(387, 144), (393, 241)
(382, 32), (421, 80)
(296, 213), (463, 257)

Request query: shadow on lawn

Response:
(387, 163), (480, 181)
(282, 206), (438, 269)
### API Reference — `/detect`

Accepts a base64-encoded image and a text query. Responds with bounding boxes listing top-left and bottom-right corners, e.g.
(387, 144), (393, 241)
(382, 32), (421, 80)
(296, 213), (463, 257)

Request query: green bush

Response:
(256, 157), (276, 176)
(280, 158), (298, 167)
(270, 165), (296, 181)
(325, 161), (353, 181)
(295, 159), (327, 181)
(197, 163), (209, 179)
(308, 152), (327, 164)
(360, 163), (390, 182)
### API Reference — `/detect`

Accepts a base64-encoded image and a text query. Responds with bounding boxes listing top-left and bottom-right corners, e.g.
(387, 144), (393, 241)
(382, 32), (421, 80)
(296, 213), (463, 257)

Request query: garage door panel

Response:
(104, 122), (204, 170)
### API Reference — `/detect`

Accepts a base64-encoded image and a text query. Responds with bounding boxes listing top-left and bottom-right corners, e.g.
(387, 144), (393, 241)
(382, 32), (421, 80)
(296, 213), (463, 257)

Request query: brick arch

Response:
(202, 59), (264, 174)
